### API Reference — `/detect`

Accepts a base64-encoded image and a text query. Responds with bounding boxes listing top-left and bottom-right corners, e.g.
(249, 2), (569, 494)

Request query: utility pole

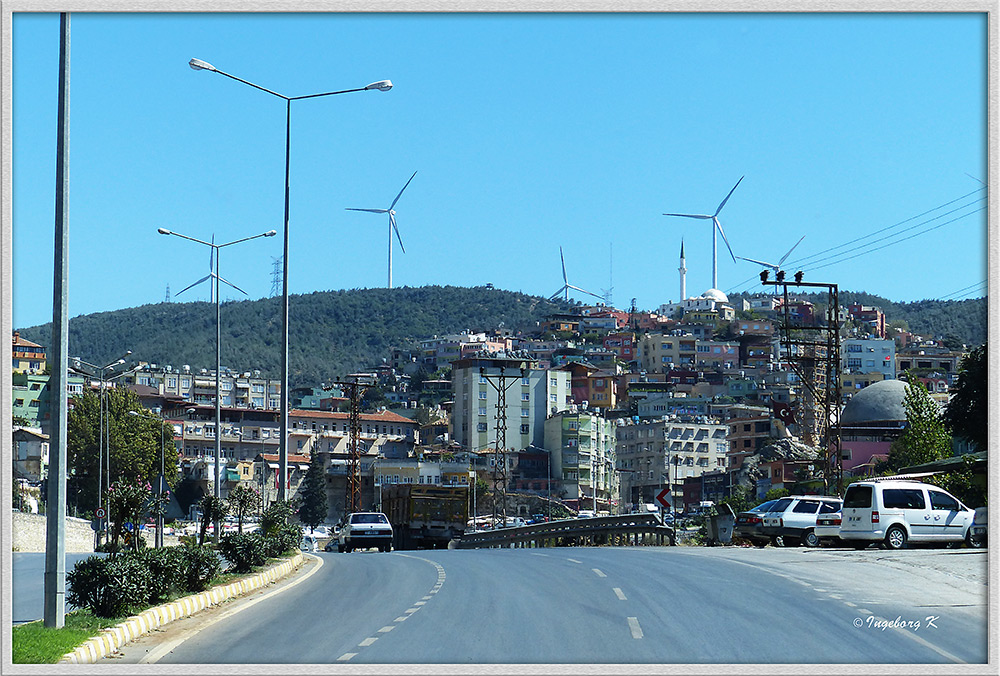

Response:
(44, 11), (70, 629)
(330, 375), (373, 514)
(762, 271), (843, 496)
(480, 352), (529, 528)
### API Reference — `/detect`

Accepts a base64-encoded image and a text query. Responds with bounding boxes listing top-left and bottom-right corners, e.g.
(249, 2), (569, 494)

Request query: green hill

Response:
(16, 286), (986, 390)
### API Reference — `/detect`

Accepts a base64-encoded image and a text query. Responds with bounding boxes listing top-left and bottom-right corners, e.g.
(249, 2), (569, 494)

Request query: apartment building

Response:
(451, 351), (571, 451)
(842, 338), (895, 379)
(847, 303), (886, 338)
(134, 363), (281, 410)
(12, 332), (46, 374)
(543, 408), (618, 512)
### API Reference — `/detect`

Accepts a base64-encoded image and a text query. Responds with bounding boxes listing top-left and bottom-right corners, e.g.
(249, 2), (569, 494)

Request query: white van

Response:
(840, 480), (975, 550)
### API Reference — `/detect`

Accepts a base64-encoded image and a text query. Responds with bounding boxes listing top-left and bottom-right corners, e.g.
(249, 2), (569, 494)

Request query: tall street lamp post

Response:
(188, 58), (392, 503)
(158, 227), (276, 539)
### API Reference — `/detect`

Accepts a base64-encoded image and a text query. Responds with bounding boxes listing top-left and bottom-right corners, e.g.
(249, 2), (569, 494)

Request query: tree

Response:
(297, 453), (328, 532)
(944, 343), (987, 452)
(881, 376), (952, 473)
(67, 388), (179, 516)
(198, 495), (228, 546)
(227, 483), (262, 533)
(106, 479), (154, 551)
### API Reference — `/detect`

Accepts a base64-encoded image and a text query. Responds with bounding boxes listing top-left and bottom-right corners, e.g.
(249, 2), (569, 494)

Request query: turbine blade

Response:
(715, 218), (737, 263)
(568, 284), (604, 300)
(560, 247), (568, 284)
(777, 235), (806, 266)
(663, 213), (711, 219)
(389, 170), (418, 211)
(216, 273), (248, 296)
(390, 213), (405, 254)
(550, 286), (568, 301)
(176, 275), (212, 297)
(714, 175), (744, 216)
(346, 208), (388, 214)
(736, 256), (776, 269)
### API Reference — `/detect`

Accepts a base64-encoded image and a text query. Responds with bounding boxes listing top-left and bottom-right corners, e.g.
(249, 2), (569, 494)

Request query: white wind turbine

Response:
(664, 176), (743, 290)
(736, 235), (806, 274)
(550, 246), (603, 302)
(175, 235), (248, 302)
(346, 171), (417, 289)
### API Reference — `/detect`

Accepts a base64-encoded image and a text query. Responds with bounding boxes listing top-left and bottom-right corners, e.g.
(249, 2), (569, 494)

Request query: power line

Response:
(940, 280), (987, 301)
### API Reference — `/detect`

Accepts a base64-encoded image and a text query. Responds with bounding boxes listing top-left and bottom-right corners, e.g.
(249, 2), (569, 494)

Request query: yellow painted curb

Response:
(58, 553), (304, 664)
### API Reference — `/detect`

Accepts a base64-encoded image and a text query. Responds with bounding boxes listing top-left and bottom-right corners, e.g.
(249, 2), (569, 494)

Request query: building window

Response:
(520, 424), (530, 434)
(478, 407), (487, 416)
(479, 391), (487, 400)
(521, 393), (530, 401)
(521, 409), (529, 418)
(522, 377), (530, 386)
(477, 422), (488, 432)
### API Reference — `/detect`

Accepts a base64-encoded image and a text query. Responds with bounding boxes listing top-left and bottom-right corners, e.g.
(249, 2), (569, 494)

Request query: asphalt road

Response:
(10, 552), (105, 625)
(104, 545), (989, 666)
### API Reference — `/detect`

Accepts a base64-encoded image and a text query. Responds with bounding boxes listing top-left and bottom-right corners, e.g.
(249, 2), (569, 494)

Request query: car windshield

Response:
(750, 500), (777, 513)
(768, 498), (794, 513)
(351, 513), (388, 525)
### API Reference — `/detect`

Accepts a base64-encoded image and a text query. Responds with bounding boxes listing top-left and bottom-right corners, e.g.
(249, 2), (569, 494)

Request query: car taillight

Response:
(871, 511), (879, 523)
(832, 517), (841, 525)
(749, 516), (761, 524)
(779, 518), (783, 527)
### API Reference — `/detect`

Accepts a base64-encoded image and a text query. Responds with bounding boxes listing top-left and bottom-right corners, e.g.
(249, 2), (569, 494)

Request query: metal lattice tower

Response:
(332, 375), (372, 513)
(270, 256), (283, 298)
(765, 276), (844, 495)
(165, 284), (170, 303)
(481, 355), (528, 528)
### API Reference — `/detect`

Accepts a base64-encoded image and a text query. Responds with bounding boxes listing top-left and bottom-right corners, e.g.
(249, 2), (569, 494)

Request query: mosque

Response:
(657, 240), (737, 320)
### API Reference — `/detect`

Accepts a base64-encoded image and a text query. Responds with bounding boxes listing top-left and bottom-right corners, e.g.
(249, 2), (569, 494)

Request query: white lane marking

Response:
(338, 653), (357, 661)
(139, 554), (324, 664)
(378, 626), (395, 633)
(613, 588), (627, 601)
(415, 601), (427, 606)
(358, 637), (377, 647)
(592, 568), (607, 578)
(394, 616), (409, 622)
(627, 617), (643, 639)
(844, 601), (857, 608)
(405, 607), (420, 614)
(567, 558), (582, 564)
(422, 596), (432, 601)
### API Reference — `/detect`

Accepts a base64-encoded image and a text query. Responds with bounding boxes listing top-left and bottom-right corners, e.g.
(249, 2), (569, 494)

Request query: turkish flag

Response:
(772, 400), (795, 425)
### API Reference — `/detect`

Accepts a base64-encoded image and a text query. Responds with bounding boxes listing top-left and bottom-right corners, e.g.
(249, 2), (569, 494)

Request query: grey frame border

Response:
(1, 2), (996, 675)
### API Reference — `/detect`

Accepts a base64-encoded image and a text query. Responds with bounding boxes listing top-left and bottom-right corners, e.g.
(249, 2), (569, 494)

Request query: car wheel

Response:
(801, 530), (819, 548)
(771, 536), (785, 547)
(753, 539), (768, 548)
(884, 525), (907, 550)
(966, 530), (985, 549)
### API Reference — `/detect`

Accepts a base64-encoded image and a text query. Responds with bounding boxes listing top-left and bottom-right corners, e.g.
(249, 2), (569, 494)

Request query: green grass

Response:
(12, 611), (123, 664)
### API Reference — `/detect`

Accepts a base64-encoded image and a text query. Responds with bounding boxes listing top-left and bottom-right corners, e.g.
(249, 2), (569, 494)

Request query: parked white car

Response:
(814, 511), (842, 546)
(970, 507), (987, 547)
(840, 480), (975, 550)
(760, 495), (842, 547)
(335, 512), (393, 553)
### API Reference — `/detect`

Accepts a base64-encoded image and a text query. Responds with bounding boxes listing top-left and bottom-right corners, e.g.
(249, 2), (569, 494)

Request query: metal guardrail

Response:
(453, 513), (674, 549)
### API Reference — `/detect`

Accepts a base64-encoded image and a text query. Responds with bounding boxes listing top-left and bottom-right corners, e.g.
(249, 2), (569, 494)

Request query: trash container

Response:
(706, 504), (736, 546)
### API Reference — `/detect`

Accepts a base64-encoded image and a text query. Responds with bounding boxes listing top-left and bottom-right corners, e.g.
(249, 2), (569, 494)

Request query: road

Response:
(10, 552), (105, 625)
(103, 545), (988, 665)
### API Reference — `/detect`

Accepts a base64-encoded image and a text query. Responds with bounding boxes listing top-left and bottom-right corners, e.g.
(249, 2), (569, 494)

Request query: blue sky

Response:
(10, 11), (989, 331)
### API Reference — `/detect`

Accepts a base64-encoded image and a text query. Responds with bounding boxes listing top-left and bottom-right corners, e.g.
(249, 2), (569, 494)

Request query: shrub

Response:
(137, 548), (185, 604)
(218, 532), (268, 574)
(178, 545), (222, 592)
(66, 554), (151, 618)
(264, 524), (302, 558)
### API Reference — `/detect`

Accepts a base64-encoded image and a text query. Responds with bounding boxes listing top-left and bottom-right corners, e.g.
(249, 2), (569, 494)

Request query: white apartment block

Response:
(451, 351), (571, 452)
(842, 338), (895, 380)
(638, 333), (740, 374)
(135, 363), (280, 410)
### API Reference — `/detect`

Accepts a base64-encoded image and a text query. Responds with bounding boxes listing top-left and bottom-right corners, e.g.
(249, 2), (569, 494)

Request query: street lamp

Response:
(158, 226), (275, 539)
(71, 351), (131, 546)
(128, 409), (167, 548)
(189, 58), (392, 504)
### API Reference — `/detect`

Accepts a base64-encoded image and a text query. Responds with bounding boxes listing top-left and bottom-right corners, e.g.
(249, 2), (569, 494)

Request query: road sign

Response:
(96, 507), (106, 518)
(655, 488), (671, 508)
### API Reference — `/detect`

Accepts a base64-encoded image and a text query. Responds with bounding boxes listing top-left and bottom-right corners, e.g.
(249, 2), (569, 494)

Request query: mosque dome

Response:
(702, 288), (729, 304)
(841, 379), (908, 426)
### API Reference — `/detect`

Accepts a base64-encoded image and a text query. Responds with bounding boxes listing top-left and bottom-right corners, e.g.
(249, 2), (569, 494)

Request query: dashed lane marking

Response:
(592, 568), (607, 578)
(627, 617), (644, 639)
(567, 558), (582, 564)
(844, 601), (857, 608)
(394, 616), (409, 622)
(378, 626), (395, 633)
(613, 588), (627, 601)
(338, 653), (357, 661)
(358, 638), (377, 647)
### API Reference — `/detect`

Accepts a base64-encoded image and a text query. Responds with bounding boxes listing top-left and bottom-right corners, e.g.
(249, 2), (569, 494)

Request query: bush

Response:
(66, 554), (152, 618)
(178, 545), (222, 592)
(218, 532), (268, 574)
(137, 548), (185, 604)
(263, 524), (302, 558)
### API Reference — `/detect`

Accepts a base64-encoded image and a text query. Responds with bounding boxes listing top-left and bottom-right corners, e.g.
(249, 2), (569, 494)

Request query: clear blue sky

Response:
(10, 11), (990, 331)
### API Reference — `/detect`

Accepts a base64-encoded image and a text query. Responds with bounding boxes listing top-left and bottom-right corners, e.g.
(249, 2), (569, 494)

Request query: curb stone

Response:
(58, 553), (305, 664)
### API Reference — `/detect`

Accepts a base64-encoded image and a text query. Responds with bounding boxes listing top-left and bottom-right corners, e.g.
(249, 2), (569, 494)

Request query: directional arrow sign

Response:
(655, 488), (671, 508)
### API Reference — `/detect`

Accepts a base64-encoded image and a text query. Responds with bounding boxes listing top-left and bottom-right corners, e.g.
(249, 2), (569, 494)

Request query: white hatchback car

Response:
(336, 512), (393, 553)
(760, 495), (842, 547)
(839, 480), (975, 550)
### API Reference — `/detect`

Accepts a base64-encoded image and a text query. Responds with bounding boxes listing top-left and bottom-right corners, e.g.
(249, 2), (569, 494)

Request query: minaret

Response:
(679, 239), (687, 301)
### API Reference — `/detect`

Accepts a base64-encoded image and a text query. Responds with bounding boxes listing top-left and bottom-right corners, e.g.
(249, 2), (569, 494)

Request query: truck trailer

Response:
(382, 484), (469, 550)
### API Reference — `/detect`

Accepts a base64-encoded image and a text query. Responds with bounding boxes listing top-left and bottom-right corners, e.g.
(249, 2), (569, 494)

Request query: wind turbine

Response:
(664, 176), (743, 290)
(736, 235), (806, 274)
(550, 246), (603, 302)
(175, 235), (249, 302)
(346, 170), (417, 289)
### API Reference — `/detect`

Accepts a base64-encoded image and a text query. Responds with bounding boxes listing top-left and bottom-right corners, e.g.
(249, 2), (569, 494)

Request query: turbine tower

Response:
(550, 246), (603, 302)
(346, 171), (417, 289)
(664, 176), (743, 290)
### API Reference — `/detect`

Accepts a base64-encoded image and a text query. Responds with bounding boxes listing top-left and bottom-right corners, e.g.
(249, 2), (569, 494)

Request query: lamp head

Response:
(158, 228), (171, 235)
(189, 58), (217, 72)
(265, 230), (277, 237)
(365, 80), (393, 92)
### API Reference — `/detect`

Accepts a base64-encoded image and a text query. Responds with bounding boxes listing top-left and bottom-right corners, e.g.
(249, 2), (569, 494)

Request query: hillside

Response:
(17, 286), (986, 389)
(16, 286), (571, 388)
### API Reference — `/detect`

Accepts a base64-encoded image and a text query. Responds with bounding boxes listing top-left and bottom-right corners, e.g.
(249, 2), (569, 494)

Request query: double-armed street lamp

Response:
(188, 58), (392, 503)
(158, 227), (275, 537)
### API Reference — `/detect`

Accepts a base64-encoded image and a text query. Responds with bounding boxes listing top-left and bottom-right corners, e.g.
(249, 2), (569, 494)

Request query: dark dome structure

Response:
(841, 379), (908, 426)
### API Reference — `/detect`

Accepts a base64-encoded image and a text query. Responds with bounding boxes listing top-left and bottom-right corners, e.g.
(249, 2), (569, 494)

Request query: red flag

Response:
(771, 399), (795, 425)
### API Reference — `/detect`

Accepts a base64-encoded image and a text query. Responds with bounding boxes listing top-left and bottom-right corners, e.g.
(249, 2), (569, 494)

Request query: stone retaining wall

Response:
(12, 512), (95, 553)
